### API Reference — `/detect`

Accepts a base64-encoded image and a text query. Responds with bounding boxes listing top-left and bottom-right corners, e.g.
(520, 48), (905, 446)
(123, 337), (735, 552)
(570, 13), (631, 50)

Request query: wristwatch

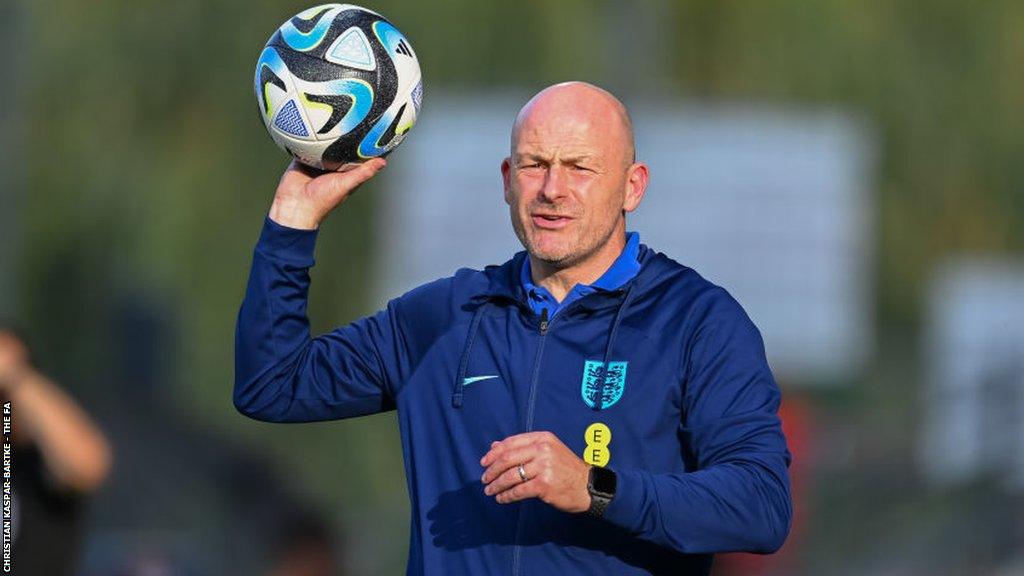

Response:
(586, 466), (617, 518)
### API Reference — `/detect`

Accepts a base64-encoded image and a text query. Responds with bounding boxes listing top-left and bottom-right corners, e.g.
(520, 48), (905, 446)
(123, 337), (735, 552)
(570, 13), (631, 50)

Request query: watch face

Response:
(591, 467), (617, 496)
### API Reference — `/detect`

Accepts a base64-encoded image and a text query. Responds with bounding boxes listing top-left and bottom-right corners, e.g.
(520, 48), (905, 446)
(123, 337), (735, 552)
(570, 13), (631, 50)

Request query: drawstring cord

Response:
(454, 284), (637, 411)
(593, 285), (636, 411)
(452, 303), (488, 408)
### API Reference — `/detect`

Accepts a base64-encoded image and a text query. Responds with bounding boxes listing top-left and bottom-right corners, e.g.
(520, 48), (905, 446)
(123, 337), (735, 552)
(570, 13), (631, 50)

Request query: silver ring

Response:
(517, 464), (528, 482)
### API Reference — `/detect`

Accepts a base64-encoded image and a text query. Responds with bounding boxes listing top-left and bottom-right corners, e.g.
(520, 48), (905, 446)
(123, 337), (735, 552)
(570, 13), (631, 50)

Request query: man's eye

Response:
(572, 164), (591, 172)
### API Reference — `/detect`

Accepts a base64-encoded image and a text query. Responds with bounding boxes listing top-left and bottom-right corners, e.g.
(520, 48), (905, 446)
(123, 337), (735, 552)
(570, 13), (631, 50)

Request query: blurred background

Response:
(1, 0), (1023, 575)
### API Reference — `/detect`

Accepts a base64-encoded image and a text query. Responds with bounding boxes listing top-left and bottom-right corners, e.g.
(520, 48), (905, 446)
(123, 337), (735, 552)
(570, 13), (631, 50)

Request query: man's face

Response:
(502, 106), (632, 268)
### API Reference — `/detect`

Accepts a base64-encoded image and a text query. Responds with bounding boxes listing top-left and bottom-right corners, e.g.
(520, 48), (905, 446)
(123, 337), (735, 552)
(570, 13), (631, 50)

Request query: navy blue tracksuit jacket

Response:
(235, 218), (792, 576)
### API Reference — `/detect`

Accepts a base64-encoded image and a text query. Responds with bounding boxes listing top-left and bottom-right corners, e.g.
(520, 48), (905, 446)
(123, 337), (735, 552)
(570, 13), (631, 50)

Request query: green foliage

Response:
(667, 0), (1024, 324)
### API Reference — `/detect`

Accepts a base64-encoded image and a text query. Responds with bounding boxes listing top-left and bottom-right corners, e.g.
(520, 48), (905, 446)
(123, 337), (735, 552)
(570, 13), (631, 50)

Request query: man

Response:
(235, 82), (792, 576)
(0, 325), (112, 575)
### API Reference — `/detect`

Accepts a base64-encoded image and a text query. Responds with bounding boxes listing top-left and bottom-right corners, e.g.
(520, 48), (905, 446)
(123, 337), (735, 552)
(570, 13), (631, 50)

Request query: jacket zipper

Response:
(512, 306), (550, 576)
(524, 307), (549, 432)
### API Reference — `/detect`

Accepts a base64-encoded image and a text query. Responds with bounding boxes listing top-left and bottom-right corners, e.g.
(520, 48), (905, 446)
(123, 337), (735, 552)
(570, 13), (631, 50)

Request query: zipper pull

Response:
(539, 307), (549, 334)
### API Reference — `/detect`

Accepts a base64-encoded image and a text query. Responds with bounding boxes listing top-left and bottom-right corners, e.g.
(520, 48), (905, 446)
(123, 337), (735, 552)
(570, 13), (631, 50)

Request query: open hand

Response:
(268, 158), (386, 230)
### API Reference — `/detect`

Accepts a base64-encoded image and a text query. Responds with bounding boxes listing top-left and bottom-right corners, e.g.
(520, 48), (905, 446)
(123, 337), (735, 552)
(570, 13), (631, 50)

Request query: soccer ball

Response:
(254, 4), (422, 171)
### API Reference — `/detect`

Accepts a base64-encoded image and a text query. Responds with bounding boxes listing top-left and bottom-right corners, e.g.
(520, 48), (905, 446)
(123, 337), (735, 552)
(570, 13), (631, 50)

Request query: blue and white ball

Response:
(255, 4), (422, 170)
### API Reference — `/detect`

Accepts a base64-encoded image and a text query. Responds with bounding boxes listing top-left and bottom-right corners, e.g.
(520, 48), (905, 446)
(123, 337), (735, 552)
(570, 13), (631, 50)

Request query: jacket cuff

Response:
(602, 467), (648, 534)
(256, 216), (319, 265)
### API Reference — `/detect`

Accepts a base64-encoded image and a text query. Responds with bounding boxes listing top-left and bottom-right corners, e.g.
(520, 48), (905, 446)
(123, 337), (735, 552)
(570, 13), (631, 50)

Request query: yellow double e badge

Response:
(584, 422), (611, 467)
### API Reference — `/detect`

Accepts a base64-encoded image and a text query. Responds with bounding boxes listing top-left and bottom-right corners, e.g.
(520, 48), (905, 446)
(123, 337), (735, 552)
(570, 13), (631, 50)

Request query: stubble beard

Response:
(511, 207), (620, 272)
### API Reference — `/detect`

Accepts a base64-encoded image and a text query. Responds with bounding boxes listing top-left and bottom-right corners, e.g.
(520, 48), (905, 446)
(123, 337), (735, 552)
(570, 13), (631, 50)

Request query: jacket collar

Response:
(474, 244), (657, 312)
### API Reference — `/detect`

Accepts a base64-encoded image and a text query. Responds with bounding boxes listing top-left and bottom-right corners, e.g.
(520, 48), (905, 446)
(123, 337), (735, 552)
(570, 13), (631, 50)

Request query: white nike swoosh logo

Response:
(462, 375), (500, 386)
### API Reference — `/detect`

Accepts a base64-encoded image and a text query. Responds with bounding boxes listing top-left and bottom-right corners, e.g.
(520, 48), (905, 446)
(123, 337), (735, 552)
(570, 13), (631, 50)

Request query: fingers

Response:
(312, 158), (386, 202)
(494, 477), (544, 504)
(334, 156), (387, 183)
(480, 431), (554, 466)
(271, 158), (387, 229)
(278, 157), (385, 197)
(285, 157), (379, 178)
(483, 461), (532, 496)
(481, 444), (539, 483)
(480, 436), (543, 498)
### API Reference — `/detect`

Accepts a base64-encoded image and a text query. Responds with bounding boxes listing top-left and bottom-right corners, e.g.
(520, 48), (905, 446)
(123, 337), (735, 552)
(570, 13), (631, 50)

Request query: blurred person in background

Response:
(0, 324), (112, 576)
(235, 82), (791, 575)
(267, 513), (342, 576)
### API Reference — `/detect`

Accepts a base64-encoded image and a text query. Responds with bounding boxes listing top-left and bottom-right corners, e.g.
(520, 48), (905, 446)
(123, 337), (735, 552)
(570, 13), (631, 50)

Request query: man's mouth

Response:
(531, 214), (573, 229)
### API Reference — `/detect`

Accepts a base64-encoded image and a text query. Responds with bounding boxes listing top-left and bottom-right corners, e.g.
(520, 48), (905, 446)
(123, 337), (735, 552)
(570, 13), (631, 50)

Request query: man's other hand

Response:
(480, 431), (591, 513)
(268, 158), (386, 230)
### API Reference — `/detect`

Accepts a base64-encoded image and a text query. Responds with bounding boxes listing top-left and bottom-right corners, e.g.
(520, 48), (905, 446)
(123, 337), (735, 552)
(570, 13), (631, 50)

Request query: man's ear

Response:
(501, 157), (513, 205)
(623, 162), (649, 213)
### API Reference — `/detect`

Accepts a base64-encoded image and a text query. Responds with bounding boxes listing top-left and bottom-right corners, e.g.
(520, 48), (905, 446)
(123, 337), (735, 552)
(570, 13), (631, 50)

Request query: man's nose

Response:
(539, 165), (569, 202)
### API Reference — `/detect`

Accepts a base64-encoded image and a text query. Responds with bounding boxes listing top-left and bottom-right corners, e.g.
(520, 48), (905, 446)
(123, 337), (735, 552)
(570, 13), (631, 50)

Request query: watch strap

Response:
(587, 492), (611, 517)
(586, 466), (616, 518)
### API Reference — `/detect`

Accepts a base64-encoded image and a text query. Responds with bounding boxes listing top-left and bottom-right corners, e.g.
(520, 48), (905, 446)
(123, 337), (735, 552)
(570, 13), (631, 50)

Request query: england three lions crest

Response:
(581, 360), (628, 409)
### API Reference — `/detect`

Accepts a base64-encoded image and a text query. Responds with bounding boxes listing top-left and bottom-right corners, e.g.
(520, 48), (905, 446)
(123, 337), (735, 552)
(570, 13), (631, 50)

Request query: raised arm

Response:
(0, 330), (111, 494)
(233, 159), (405, 423)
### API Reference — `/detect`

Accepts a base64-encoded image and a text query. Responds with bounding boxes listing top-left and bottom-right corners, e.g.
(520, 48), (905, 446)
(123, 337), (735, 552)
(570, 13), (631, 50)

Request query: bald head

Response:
(501, 82), (649, 276)
(511, 82), (635, 167)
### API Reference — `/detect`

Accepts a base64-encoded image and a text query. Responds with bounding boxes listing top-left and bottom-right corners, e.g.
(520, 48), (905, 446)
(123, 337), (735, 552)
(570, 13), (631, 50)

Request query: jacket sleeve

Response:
(602, 288), (792, 554)
(233, 217), (406, 423)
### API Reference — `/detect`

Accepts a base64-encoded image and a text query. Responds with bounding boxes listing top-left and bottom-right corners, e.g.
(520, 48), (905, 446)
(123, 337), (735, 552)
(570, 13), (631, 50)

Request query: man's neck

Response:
(529, 227), (627, 303)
